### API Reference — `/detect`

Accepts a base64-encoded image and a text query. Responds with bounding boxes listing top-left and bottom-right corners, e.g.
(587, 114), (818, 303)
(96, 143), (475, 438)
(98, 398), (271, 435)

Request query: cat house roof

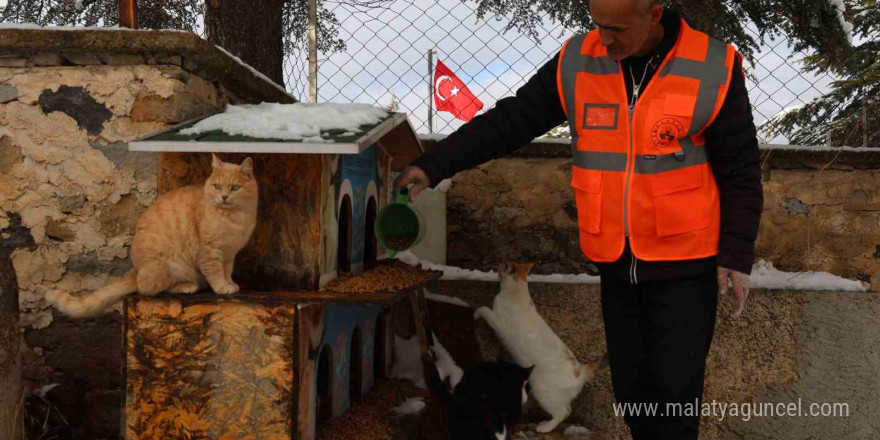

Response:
(129, 102), (424, 171)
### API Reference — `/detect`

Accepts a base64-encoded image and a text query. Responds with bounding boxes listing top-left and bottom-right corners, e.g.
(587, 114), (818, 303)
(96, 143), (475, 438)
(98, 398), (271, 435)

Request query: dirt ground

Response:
(425, 280), (880, 440)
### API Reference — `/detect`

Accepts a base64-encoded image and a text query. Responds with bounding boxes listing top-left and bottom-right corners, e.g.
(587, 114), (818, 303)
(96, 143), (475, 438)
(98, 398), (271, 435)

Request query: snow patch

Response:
(213, 45), (295, 98)
(564, 425), (591, 437)
(393, 397), (426, 416)
(179, 102), (388, 141)
(390, 334), (425, 388)
(828, 0), (854, 43)
(750, 260), (866, 292)
(397, 251), (600, 284)
(424, 290), (470, 307)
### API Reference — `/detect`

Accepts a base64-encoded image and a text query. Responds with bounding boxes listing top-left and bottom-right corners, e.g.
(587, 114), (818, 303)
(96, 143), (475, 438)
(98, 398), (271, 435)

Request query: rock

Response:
(61, 52), (103, 65)
(32, 53), (62, 66)
(38, 86), (113, 135)
(92, 141), (158, 181)
(66, 251), (132, 277)
(45, 220), (76, 242)
(59, 195), (87, 214)
(0, 137), (22, 174)
(130, 91), (217, 124)
(99, 53), (145, 65)
(98, 194), (142, 237)
(0, 57), (27, 68)
(779, 197), (811, 217)
(146, 55), (182, 66)
(0, 84), (18, 103)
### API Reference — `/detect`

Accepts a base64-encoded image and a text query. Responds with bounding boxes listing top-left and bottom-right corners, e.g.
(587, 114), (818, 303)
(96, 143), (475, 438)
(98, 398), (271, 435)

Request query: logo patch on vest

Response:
(651, 118), (685, 147)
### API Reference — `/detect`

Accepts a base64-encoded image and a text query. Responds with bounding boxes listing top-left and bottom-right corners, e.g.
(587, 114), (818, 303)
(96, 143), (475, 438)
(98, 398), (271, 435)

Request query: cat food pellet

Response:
(323, 261), (433, 294)
(384, 233), (417, 250)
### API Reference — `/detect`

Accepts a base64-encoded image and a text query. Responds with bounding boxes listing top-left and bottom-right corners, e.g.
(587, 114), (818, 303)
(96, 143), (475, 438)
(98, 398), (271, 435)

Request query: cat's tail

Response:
(579, 352), (610, 382)
(46, 271), (138, 318)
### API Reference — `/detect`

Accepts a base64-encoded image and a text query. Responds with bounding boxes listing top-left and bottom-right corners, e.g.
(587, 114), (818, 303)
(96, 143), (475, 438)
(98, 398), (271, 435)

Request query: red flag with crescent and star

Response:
(434, 60), (483, 122)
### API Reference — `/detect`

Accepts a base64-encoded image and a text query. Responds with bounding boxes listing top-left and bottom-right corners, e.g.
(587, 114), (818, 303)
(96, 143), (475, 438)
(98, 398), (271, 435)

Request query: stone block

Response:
(0, 84), (18, 103)
(130, 91), (216, 124)
(92, 141), (158, 181)
(45, 219), (76, 242)
(0, 57), (27, 68)
(59, 195), (86, 214)
(100, 53), (145, 65)
(61, 52), (103, 65)
(98, 194), (142, 237)
(66, 251), (132, 277)
(32, 53), (62, 66)
(38, 86), (112, 135)
(0, 137), (22, 173)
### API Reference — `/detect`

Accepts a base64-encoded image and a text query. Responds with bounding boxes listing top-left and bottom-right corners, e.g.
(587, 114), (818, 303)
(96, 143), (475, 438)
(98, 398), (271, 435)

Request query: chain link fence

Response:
(280, 0), (857, 144)
(167, 0), (864, 144)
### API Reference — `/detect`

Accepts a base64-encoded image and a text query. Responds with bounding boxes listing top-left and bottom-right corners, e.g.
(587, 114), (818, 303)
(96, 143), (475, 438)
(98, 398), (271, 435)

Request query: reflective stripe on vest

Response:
(560, 33), (628, 172)
(561, 29), (731, 174)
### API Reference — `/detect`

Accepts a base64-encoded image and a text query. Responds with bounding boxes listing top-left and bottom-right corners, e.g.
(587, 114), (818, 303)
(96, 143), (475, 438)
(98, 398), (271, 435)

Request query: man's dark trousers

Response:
(600, 262), (719, 440)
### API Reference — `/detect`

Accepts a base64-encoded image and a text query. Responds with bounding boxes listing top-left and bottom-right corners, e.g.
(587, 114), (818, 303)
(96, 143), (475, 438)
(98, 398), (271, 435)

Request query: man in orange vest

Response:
(396, 0), (763, 438)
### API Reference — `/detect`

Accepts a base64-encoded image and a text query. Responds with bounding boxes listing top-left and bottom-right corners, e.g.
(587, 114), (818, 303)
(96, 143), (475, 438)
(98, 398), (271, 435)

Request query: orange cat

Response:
(47, 154), (258, 317)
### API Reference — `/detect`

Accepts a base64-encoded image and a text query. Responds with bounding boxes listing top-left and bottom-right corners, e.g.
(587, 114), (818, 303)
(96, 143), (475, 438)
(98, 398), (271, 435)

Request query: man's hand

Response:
(717, 266), (750, 318)
(393, 166), (431, 201)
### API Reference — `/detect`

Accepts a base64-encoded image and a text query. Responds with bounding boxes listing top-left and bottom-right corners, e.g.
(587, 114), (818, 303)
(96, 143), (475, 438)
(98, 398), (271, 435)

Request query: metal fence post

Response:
(118, 0), (137, 29)
(308, 0), (318, 103)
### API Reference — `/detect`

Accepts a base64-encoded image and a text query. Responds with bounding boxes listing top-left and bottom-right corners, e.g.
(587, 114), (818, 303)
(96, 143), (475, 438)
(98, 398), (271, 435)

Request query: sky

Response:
(285, 0), (841, 144)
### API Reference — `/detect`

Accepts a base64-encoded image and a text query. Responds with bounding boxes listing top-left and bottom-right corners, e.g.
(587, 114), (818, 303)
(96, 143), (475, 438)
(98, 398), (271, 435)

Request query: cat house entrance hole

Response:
(317, 344), (333, 426)
(364, 197), (378, 269)
(373, 313), (386, 379)
(337, 195), (353, 273)
(349, 328), (363, 402)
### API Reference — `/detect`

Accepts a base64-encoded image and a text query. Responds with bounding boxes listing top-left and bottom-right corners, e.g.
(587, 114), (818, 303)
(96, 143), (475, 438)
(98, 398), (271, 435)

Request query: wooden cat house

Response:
(124, 104), (437, 440)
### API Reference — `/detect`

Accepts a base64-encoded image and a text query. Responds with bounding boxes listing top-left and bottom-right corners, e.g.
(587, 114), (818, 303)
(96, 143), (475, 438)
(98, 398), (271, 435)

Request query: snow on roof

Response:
(179, 102), (389, 141)
(213, 46), (292, 100)
(397, 252), (866, 291)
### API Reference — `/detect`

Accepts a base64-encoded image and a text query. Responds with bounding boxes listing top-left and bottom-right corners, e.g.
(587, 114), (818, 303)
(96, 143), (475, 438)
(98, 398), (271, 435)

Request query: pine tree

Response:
(762, 0), (878, 147)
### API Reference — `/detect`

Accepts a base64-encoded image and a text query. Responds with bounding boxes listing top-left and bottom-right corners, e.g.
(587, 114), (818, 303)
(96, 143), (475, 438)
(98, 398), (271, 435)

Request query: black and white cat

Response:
(475, 262), (608, 433)
(422, 350), (533, 440)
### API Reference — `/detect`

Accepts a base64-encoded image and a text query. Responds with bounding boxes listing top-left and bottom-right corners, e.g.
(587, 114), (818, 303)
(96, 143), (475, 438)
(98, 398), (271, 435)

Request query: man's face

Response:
(590, 0), (661, 60)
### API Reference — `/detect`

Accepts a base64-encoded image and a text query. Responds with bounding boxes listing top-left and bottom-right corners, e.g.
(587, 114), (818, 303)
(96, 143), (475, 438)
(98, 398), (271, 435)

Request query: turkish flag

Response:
(434, 60), (483, 122)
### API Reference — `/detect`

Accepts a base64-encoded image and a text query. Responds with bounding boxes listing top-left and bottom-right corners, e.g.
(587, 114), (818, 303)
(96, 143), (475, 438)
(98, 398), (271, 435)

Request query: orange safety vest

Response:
(557, 19), (738, 263)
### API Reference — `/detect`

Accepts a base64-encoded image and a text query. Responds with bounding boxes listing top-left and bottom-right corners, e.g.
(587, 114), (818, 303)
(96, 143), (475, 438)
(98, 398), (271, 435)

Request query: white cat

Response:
(474, 262), (607, 433)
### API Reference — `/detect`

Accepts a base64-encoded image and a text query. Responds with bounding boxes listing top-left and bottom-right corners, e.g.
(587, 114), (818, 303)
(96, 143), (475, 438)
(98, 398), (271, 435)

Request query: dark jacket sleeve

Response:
(410, 53), (568, 186)
(704, 56), (764, 274)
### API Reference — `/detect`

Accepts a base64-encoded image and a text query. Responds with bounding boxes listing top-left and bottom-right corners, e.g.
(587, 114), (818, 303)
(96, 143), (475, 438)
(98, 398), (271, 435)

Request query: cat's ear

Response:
(239, 157), (255, 179)
(512, 263), (532, 281)
(497, 262), (514, 279)
(211, 153), (223, 170)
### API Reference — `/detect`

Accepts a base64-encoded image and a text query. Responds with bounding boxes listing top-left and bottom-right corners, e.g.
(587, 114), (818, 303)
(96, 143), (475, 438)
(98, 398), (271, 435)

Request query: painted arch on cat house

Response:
(130, 102), (425, 289)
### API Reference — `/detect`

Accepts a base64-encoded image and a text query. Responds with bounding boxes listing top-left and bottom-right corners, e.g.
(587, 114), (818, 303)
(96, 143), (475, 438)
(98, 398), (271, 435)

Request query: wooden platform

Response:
(124, 264), (438, 440)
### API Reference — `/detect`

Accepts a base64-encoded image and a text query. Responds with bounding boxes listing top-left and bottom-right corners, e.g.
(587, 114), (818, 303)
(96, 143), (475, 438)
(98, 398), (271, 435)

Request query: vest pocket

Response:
(649, 166), (712, 236)
(571, 169), (603, 234)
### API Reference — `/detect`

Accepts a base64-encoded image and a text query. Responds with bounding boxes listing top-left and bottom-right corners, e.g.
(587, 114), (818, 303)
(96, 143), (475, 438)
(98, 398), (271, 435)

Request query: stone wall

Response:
(426, 138), (880, 290)
(0, 28), (294, 439)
